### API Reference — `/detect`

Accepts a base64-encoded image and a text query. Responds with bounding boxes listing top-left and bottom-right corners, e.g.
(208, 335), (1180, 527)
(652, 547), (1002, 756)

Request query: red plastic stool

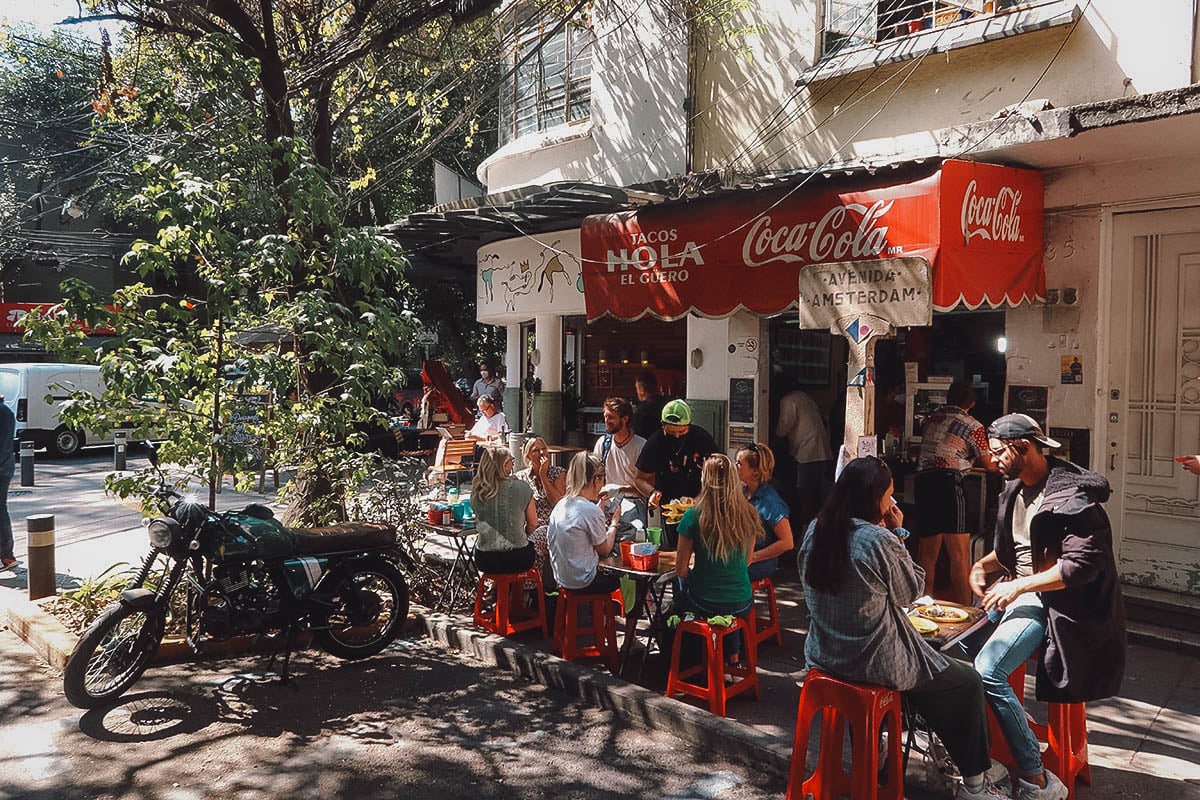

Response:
(787, 668), (903, 800)
(472, 568), (548, 639)
(665, 616), (759, 717)
(750, 577), (782, 648)
(553, 588), (619, 673)
(985, 661), (1091, 800)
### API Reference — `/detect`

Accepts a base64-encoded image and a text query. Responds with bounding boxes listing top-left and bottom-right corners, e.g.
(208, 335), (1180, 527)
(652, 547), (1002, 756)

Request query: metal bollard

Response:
(27, 514), (55, 601)
(114, 430), (128, 471)
(19, 439), (34, 487)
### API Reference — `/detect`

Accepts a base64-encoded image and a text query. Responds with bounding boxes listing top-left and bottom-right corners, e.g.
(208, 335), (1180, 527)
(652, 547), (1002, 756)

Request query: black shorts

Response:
(913, 469), (967, 537)
(475, 542), (536, 575)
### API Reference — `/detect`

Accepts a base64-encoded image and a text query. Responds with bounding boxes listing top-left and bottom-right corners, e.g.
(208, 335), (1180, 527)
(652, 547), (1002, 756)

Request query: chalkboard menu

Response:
(1005, 385), (1049, 428)
(729, 378), (755, 424)
(228, 393), (270, 467)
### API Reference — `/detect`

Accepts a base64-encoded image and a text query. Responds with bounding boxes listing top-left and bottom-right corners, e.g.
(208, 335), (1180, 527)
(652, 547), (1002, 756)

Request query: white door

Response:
(1107, 209), (1200, 595)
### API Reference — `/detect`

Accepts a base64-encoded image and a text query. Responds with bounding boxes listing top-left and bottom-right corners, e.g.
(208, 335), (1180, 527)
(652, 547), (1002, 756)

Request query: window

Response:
(823, 0), (1029, 56)
(499, 4), (594, 145)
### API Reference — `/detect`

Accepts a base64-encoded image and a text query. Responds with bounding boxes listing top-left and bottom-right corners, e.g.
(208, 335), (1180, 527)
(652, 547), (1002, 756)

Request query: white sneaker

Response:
(1015, 770), (1069, 800)
(986, 760), (1013, 793)
(956, 777), (1010, 800)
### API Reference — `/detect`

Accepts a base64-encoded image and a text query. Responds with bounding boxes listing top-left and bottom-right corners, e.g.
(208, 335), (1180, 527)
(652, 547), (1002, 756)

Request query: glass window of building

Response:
(499, 4), (593, 144)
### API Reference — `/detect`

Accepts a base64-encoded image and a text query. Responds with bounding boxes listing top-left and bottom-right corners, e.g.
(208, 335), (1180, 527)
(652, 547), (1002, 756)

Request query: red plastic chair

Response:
(553, 588), (619, 673)
(986, 660), (1091, 800)
(750, 577), (783, 648)
(787, 668), (904, 800)
(665, 616), (759, 717)
(472, 568), (548, 639)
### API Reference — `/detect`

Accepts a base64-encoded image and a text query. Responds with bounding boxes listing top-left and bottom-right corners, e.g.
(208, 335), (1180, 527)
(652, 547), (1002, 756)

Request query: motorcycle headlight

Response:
(148, 518), (180, 550)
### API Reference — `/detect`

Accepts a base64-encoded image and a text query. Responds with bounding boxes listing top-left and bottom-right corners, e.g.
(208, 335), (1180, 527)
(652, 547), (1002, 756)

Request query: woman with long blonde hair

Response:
(471, 448), (538, 576)
(546, 452), (622, 594)
(673, 454), (761, 661)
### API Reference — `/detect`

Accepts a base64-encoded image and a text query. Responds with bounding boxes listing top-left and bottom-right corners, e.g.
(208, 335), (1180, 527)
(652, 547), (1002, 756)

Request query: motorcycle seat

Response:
(290, 522), (396, 554)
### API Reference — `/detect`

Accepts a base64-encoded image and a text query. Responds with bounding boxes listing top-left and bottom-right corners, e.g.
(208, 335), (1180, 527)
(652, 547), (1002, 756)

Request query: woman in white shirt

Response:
(547, 452), (622, 594)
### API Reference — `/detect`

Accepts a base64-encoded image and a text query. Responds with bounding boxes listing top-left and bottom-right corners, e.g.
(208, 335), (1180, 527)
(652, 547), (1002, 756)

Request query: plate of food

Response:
(661, 498), (695, 525)
(908, 615), (939, 636)
(915, 604), (971, 623)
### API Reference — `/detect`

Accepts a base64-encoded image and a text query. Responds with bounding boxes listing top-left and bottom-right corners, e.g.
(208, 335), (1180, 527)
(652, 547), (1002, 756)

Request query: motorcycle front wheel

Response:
(315, 561), (409, 659)
(63, 602), (165, 709)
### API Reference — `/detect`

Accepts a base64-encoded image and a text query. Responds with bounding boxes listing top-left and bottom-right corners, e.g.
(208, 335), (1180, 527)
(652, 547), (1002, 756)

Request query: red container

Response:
(630, 551), (659, 572)
(620, 540), (633, 567)
(427, 507), (441, 524)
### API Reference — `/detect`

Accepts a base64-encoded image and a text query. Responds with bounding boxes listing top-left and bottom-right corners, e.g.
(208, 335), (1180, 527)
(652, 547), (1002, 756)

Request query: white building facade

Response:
(472, 0), (1200, 596)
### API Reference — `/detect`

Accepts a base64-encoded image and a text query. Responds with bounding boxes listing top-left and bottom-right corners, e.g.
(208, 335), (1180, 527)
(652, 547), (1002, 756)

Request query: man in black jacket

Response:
(967, 413), (1125, 800)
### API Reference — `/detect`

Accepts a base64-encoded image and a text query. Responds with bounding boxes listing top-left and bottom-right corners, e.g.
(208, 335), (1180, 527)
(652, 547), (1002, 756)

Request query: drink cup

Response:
(646, 527), (662, 546)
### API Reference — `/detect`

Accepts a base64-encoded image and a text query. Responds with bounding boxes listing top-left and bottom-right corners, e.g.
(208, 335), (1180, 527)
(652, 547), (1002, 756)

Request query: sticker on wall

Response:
(857, 435), (878, 459)
(1060, 355), (1083, 385)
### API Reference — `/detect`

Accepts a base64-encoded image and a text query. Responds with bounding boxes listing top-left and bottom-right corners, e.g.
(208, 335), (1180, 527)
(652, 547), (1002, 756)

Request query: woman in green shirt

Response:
(674, 454), (761, 662)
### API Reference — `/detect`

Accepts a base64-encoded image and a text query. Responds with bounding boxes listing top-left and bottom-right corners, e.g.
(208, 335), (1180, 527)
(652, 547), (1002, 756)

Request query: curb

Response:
(412, 606), (793, 781)
(1, 593), (76, 672)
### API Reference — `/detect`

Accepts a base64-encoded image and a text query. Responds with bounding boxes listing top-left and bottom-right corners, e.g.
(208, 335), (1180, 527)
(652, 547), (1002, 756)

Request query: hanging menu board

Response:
(729, 378), (755, 424)
(1005, 385), (1049, 428)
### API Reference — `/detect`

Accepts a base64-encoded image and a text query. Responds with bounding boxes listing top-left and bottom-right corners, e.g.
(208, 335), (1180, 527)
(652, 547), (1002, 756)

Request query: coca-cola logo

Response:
(741, 200), (895, 268)
(961, 179), (1023, 243)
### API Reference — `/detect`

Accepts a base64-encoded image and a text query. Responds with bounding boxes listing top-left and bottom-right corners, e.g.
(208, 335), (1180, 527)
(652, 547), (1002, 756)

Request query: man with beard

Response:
(592, 396), (647, 539)
(965, 414), (1125, 800)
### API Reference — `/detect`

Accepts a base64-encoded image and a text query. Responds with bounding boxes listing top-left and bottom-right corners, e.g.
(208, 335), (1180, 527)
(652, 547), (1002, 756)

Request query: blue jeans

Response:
(672, 578), (754, 661)
(970, 592), (1047, 777)
(0, 472), (12, 560)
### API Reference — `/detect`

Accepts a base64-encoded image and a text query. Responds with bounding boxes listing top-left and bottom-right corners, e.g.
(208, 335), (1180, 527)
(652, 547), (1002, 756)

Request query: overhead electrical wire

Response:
(405, 0), (1088, 271)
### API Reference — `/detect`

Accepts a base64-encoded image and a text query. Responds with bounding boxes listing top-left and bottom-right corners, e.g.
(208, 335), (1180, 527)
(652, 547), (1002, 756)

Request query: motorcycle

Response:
(63, 450), (409, 709)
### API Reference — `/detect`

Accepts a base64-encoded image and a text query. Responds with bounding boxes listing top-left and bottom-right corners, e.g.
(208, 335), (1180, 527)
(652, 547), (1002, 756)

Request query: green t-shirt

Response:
(676, 506), (751, 605)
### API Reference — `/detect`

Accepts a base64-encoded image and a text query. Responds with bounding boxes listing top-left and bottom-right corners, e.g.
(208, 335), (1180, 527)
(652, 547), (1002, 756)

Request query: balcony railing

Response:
(823, 0), (1033, 56)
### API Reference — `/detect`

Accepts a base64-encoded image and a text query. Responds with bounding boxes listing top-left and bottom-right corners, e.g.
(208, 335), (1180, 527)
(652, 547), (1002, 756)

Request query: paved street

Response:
(0, 626), (781, 800)
(2, 450), (1200, 800)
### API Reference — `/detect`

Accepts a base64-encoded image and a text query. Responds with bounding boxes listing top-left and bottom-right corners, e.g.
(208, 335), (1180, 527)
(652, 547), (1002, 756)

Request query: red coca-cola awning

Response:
(580, 159), (1043, 322)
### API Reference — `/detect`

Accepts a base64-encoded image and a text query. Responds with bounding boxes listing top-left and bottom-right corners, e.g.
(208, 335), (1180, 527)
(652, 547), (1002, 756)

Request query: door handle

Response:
(1110, 453), (1117, 471)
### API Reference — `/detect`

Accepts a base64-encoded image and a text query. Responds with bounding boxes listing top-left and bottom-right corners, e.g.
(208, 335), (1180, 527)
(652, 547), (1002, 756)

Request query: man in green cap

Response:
(633, 399), (718, 550)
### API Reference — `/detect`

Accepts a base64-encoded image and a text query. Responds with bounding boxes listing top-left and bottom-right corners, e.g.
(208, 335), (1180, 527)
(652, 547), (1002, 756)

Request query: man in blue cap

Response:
(633, 399), (718, 550)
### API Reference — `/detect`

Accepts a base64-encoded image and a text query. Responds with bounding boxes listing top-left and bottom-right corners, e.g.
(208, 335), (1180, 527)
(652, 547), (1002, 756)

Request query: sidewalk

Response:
(3, 456), (1199, 799)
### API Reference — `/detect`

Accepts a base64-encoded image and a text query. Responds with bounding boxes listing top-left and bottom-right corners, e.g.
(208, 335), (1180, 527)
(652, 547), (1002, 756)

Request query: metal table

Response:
(416, 519), (478, 610)
(600, 551), (677, 679)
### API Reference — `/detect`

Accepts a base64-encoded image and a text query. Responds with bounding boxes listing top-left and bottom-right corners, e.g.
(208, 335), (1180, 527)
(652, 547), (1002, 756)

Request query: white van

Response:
(0, 363), (133, 457)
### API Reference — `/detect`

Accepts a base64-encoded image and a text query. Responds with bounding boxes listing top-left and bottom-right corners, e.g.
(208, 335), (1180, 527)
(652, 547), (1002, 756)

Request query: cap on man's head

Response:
(661, 399), (691, 426)
(988, 413), (1061, 449)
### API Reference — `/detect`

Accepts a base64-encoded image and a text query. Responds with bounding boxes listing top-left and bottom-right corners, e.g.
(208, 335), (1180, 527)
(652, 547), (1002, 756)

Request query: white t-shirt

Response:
(592, 432), (646, 489)
(775, 390), (832, 463)
(547, 496), (608, 590)
(469, 411), (506, 441)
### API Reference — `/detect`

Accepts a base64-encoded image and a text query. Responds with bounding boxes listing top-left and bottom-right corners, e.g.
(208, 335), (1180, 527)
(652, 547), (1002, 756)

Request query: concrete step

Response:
(1122, 584), (1200, 636)
(1126, 619), (1200, 658)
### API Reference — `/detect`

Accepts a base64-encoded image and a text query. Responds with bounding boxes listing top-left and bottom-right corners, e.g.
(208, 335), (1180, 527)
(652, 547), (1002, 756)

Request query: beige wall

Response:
(480, 0), (689, 191)
(694, 0), (1196, 175)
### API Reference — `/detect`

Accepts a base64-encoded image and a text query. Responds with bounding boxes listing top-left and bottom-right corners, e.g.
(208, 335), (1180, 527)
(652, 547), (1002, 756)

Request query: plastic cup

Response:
(646, 527), (662, 546)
